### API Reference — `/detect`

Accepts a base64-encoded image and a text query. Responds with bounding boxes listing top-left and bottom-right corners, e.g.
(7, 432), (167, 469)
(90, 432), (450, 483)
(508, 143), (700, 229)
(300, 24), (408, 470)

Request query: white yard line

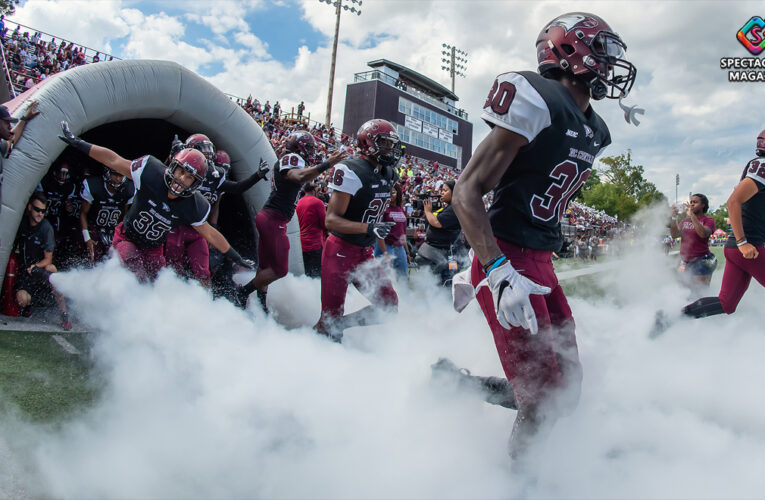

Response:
(556, 261), (622, 281)
(51, 334), (81, 355)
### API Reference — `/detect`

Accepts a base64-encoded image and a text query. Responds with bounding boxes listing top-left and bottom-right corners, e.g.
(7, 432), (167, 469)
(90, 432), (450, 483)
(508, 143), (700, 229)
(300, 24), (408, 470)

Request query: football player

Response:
(681, 129), (765, 319)
(313, 119), (400, 342)
(165, 135), (268, 286)
(449, 12), (638, 461)
(79, 167), (134, 262)
(236, 131), (347, 311)
(205, 149), (269, 279)
(38, 162), (77, 235)
(58, 122), (252, 281)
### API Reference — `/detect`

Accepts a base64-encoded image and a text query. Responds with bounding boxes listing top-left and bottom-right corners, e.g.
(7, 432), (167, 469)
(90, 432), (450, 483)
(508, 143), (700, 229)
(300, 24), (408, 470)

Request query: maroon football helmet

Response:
(184, 133), (216, 162)
(215, 149), (231, 173)
(356, 119), (402, 167)
(164, 148), (208, 197)
(536, 12), (636, 100)
(757, 129), (765, 157)
(285, 131), (317, 162)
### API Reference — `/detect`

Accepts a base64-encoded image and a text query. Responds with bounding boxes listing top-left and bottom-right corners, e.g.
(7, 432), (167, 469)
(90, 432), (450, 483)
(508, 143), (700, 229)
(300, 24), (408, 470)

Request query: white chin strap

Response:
(618, 95), (645, 126)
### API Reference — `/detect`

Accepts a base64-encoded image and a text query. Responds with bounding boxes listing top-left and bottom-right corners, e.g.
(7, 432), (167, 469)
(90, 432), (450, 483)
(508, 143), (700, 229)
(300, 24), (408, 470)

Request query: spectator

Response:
(12, 192), (72, 330)
(297, 100), (305, 120)
(0, 102), (40, 221)
(296, 182), (326, 278)
(669, 193), (717, 291)
(416, 180), (461, 284)
(374, 182), (410, 279)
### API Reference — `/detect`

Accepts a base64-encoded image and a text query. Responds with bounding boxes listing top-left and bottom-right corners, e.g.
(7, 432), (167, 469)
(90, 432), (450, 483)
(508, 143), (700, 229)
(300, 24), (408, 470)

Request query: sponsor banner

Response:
(422, 122), (439, 138)
(439, 128), (453, 144)
(405, 115), (422, 132)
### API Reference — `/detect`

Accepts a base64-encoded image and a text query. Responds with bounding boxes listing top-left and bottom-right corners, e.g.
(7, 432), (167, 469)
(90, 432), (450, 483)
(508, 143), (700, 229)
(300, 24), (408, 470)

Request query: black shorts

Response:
(14, 267), (53, 304)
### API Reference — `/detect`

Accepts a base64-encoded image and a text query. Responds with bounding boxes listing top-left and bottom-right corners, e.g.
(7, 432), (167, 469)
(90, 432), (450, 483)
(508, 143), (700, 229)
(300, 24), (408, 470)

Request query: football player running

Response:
(236, 130), (346, 311)
(79, 167), (134, 262)
(449, 12), (638, 462)
(681, 129), (765, 319)
(313, 119), (400, 342)
(58, 122), (252, 281)
(165, 135), (268, 286)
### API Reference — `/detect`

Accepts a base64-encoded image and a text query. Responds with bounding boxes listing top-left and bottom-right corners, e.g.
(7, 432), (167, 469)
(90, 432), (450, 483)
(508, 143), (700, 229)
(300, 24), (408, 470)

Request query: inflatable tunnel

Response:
(0, 59), (305, 283)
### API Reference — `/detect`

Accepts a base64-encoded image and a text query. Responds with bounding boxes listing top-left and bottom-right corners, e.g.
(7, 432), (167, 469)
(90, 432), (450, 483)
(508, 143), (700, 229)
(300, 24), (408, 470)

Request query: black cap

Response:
(445, 180), (456, 192)
(0, 105), (18, 123)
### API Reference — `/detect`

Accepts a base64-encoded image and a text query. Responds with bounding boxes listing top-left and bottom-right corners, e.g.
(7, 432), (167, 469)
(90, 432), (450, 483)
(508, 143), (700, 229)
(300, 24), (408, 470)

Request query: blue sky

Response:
(51, 0), (328, 74)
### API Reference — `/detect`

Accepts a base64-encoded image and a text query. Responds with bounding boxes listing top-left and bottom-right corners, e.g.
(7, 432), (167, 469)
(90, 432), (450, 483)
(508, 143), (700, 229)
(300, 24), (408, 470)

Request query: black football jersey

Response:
(725, 158), (765, 248)
(39, 176), (77, 232)
(264, 153), (307, 218)
(122, 155), (211, 248)
(329, 157), (397, 247)
(482, 71), (611, 251)
(197, 164), (227, 205)
(81, 175), (135, 232)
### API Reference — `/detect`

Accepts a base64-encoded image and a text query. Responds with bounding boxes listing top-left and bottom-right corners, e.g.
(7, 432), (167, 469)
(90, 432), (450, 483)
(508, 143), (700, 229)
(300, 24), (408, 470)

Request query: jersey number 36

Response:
(530, 160), (590, 222)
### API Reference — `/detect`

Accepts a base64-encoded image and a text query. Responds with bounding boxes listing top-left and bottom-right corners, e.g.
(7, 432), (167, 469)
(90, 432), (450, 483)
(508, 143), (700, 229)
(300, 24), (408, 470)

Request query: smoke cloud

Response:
(2, 220), (765, 498)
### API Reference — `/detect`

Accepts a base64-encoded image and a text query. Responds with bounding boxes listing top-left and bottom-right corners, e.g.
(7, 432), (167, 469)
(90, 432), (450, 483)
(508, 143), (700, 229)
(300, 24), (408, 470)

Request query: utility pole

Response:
(319, 0), (362, 129)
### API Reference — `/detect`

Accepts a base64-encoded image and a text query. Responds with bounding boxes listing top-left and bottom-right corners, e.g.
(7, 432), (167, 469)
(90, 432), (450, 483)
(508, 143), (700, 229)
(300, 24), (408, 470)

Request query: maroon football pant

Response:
(471, 239), (582, 409)
(164, 225), (210, 281)
(718, 245), (765, 314)
(319, 234), (398, 322)
(255, 208), (290, 278)
(112, 222), (166, 281)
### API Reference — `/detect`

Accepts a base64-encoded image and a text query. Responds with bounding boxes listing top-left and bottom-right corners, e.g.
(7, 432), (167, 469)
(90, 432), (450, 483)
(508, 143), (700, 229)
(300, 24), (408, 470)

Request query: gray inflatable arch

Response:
(0, 59), (304, 283)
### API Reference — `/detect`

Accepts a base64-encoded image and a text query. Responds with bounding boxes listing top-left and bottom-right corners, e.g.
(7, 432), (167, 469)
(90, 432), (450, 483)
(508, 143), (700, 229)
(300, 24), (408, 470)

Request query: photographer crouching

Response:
(415, 180), (462, 285)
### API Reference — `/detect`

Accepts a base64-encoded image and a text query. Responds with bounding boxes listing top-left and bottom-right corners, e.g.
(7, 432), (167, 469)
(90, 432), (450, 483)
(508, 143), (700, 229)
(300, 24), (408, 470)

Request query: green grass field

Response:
(0, 330), (98, 422)
(0, 245), (729, 423)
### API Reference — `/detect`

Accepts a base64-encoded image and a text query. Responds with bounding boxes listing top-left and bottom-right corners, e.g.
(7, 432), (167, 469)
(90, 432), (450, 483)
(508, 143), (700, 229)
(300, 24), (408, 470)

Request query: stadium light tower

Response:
(319, 0), (362, 129)
(441, 43), (468, 93)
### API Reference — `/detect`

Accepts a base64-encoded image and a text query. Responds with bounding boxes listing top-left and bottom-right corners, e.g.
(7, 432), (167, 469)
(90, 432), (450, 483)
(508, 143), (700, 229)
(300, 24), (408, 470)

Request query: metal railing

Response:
(353, 69), (468, 120)
(0, 41), (16, 98)
(1, 19), (120, 64)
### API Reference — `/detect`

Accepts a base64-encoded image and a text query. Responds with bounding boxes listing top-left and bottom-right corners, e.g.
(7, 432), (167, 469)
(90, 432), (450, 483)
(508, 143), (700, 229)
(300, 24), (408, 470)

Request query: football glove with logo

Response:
(477, 258), (550, 335)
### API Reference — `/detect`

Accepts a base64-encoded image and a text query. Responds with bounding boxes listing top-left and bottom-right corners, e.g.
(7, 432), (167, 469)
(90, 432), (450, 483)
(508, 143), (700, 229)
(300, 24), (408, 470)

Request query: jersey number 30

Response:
(530, 160), (590, 222)
(484, 80), (516, 114)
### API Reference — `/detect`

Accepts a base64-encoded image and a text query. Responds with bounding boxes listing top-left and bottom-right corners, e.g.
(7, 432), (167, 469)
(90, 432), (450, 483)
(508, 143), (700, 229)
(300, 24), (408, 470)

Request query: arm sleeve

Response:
(328, 163), (363, 195)
(189, 195), (212, 227)
(219, 170), (262, 194)
(278, 153), (306, 172)
(481, 72), (551, 143)
(130, 156), (150, 190)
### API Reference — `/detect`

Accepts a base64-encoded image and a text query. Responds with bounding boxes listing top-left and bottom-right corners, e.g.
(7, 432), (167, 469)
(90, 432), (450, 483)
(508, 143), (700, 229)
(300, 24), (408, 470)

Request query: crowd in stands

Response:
(0, 17), (114, 97)
(0, 20), (634, 328)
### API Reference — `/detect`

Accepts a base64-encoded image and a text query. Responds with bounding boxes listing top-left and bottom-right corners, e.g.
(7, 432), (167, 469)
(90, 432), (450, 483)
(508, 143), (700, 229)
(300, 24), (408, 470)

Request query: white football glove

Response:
(478, 259), (551, 335)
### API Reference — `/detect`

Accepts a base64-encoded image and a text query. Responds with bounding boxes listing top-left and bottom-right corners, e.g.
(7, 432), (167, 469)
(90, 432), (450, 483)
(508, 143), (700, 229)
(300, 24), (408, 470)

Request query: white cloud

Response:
(10, 0), (765, 206)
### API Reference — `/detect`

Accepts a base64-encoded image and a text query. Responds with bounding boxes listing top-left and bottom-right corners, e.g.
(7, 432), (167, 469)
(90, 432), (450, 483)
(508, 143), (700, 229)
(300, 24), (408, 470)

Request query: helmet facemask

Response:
(55, 166), (70, 185)
(579, 30), (636, 100)
(757, 134), (765, 157)
(373, 134), (402, 167)
(103, 169), (126, 190)
(164, 159), (204, 197)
